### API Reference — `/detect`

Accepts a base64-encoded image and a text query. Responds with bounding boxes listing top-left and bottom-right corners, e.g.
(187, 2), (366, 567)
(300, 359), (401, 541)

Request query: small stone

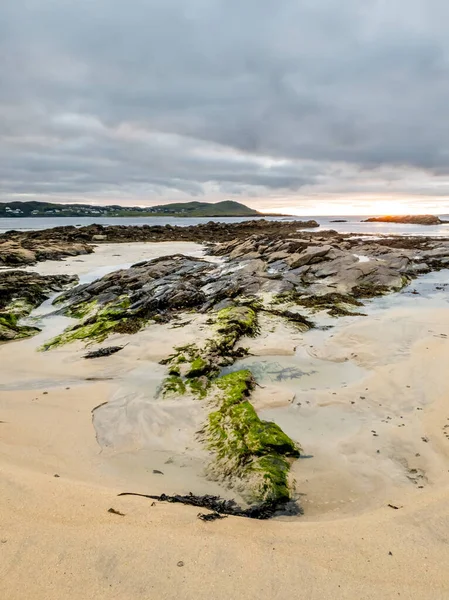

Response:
(54, 474), (60, 478)
(177, 561), (184, 567)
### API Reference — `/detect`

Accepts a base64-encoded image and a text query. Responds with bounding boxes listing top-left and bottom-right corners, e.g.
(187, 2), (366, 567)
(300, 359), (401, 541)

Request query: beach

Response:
(2, 235), (449, 598)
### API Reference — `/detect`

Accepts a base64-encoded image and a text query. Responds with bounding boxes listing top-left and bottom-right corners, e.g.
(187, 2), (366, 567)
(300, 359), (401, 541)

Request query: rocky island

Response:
(363, 214), (444, 225)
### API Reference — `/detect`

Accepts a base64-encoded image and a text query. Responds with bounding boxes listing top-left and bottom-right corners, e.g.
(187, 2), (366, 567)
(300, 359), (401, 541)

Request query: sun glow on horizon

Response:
(261, 195), (449, 217)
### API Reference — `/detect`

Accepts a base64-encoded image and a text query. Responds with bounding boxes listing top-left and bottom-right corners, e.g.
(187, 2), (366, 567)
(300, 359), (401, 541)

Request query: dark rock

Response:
(363, 215), (442, 225)
(83, 345), (125, 359)
(0, 270), (78, 341)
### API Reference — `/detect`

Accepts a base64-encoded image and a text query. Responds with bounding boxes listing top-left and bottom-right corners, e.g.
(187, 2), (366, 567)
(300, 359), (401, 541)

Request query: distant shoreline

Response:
(0, 213), (293, 219)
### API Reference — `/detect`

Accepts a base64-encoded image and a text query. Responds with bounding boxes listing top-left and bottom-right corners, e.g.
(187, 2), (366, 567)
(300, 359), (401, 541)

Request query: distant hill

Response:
(146, 200), (260, 217)
(0, 200), (270, 218)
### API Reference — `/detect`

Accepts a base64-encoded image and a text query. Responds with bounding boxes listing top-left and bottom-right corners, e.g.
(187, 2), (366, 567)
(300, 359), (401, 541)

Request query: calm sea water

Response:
(2, 214), (449, 237)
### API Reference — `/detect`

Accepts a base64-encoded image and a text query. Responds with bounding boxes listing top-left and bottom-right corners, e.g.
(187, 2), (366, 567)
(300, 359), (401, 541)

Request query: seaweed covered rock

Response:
(159, 307), (301, 506)
(205, 370), (300, 504)
(160, 305), (259, 396)
(40, 296), (146, 350)
(0, 312), (40, 341)
(0, 271), (78, 341)
(41, 256), (277, 349)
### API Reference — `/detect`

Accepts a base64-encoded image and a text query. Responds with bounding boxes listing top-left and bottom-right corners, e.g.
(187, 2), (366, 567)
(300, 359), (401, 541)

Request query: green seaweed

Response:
(40, 297), (146, 350)
(65, 299), (98, 319)
(158, 307), (301, 505)
(186, 356), (210, 378)
(206, 370), (301, 504)
(0, 300), (41, 341)
(161, 375), (186, 396)
(272, 291), (368, 318)
(0, 313), (41, 341)
(216, 305), (258, 337)
(187, 377), (209, 398)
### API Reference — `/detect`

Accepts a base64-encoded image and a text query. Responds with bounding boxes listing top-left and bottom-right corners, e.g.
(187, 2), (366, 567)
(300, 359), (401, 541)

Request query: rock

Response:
(0, 220), (320, 266)
(266, 251), (291, 263)
(0, 271), (78, 341)
(363, 215), (442, 225)
(286, 245), (333, 268)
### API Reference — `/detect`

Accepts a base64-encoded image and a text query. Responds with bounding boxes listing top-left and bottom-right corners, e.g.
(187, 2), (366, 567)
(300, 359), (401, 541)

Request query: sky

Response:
(1, 0), (449, 215)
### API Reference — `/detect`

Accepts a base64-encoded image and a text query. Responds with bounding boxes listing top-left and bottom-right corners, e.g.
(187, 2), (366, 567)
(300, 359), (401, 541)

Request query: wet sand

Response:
(2, 243), (449, 598)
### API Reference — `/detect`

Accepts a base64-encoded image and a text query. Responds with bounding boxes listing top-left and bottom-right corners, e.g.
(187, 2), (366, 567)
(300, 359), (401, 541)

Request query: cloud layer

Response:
(2, 0), (449, 212)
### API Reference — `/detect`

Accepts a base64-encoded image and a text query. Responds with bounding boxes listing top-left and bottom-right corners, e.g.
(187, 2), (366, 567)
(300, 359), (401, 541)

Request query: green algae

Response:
(0, 300), (41, 341)
(65, 299), (98, 319)
(160, 305), (259, 397)
(206, 370), (300, 504)
(0, 312), (40, 341)
(40, 296), (146, 350)
(216, 305), (259, 337)
(186, 356), (210, 378)
(161, 375), (187, 396)
(272, 291), (368, 318)
(187, 377), (209, 398)
(158, 306), (302, 505)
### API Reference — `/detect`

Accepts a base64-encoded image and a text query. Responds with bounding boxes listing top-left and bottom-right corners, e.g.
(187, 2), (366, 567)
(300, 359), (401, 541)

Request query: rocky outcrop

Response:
(0, 271), (78, 341)
(0, 238), (93, 266)
(0, 220), (319, 266)
(363, 215), (442, 225)
(33, 228), (449, 510)
(39, 232), (449, 351)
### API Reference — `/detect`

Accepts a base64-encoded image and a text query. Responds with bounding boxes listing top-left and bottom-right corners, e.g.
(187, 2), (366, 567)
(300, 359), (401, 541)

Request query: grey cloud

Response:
(1, 0), (449, 206)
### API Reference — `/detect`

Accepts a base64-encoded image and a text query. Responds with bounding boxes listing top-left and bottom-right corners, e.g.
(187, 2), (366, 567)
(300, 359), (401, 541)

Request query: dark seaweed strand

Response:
(117, 492), (301, 520)
(83, 345), (126, 359)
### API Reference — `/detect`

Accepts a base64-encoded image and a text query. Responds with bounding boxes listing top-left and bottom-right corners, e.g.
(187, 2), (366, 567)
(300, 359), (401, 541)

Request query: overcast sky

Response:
(1, 0), (449, 214)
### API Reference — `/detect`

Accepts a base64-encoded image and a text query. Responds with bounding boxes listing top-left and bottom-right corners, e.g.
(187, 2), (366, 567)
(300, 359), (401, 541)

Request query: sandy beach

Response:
(2, 241), (449, 599)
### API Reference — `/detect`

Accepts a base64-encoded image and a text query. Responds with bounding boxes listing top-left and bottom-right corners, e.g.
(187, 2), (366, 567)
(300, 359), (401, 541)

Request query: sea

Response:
(2, 214), (449, 237)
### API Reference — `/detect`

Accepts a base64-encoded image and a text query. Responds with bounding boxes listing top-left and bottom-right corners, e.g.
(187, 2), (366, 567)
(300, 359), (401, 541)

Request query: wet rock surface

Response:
(0, 271), (78, 340)
(0, 219), (318, 266)
(40, 231), (449, 349)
